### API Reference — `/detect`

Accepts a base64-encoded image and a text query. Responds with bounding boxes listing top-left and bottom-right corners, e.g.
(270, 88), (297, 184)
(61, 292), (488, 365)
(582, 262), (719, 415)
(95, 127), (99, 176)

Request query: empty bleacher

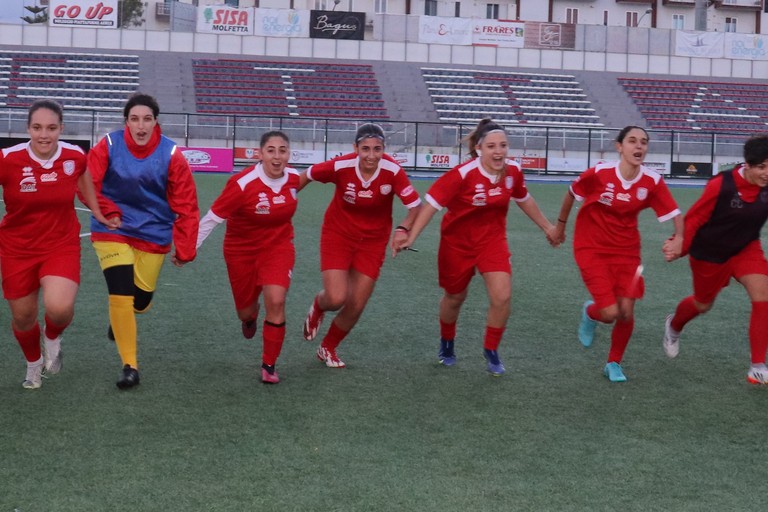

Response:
(0, 51), (140, 111)
(421, 67), (603, 127)
(620, 77), (768, 134)
(192, 59), (388, 119)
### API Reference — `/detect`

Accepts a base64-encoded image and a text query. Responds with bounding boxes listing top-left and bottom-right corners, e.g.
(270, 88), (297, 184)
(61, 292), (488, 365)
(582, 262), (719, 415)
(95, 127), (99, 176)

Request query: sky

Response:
(0, 0), (47, 25)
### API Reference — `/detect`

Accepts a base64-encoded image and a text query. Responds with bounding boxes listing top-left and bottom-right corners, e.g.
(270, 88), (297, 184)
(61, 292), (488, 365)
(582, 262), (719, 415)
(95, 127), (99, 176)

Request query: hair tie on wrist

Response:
(557, 218), (567, 224)
(395, 225), (410, 232)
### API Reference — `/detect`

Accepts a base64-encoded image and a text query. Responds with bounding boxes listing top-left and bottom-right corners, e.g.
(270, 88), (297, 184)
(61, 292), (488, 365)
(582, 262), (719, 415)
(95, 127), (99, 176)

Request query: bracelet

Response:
(395, 225), (410, 232)
(557, 218), (567, 224)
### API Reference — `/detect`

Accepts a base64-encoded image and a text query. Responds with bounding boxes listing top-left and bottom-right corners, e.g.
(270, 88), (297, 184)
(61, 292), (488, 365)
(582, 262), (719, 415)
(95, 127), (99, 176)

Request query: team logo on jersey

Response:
(19, 176), (37, 193)
(505, 176), (513, 189)
(616, 192), (631, 202)
(380, 184), (392, 195)
(273, 195), (286, 205)
(636, 187), (648, 201)
(472, 184), (487, 206)
(40, 172), (58, 183)
(255, 192), (271, 214)
(731, 194), (744, 209)
(488, 187), (502, 197)
(63, 160), (75, 176)
(598, 183), (614, 206)
(358, 190), (373, 199)
(22, 166), (34, 176)
(343, 183), (356, 204)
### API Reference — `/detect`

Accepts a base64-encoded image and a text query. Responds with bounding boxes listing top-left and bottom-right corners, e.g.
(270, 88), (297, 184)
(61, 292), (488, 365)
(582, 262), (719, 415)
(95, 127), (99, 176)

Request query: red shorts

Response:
(1, 244), (81, 300)
(438, 237), (511, 295)
(224, 244), (294, 311)
(690, 240), (768, 304)
(320, 228), (387, 281)
(575, 252), (645, 310)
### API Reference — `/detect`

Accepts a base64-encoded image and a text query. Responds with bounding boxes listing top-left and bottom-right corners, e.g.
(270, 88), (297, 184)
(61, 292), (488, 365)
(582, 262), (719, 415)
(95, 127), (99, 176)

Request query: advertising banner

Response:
(418, 16), (473, 46)
(389, 152), (416, 168)
(472, 19), (525, 48)
(49, 0), (118, 28)
(309, 10), (365, 40)
(675, 31), (725, 58)
(523, 22), (576, 50)
(548, 157), (587, 172)
(418, 151), (460, 169)
(253, 8), (309, 38)
(197, 5), (253, 34)
(180, 147), (234, 173)
(513, 156), (546, 171)
(671, 161), (712, 178)
(288, 149), (324, 166)
(724, 33), (768, 61)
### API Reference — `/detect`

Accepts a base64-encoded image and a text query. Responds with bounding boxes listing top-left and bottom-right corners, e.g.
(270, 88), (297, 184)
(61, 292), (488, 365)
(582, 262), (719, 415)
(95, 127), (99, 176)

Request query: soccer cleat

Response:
(747, 364), (768, 385)
(261, 364), (280, 384)
(116, 364), (140, 390)
(578, 300), (597, 347)
(603, 362), (627, 383)
(483, 348), (505, 376)
(241, 320), (257, 340)
(662, 314), (681, 359)
(22, 359), (45, 390)
(316, 346), (345, 368)
(303, 298), (325, 341)
(44, 336), (63, 374)
(438, 339), (456, 366)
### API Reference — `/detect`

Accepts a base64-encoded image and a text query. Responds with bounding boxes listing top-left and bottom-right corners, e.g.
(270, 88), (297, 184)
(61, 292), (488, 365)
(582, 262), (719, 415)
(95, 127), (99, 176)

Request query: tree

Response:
(119, 0), (145, 28)
(21, 4), (48, 24)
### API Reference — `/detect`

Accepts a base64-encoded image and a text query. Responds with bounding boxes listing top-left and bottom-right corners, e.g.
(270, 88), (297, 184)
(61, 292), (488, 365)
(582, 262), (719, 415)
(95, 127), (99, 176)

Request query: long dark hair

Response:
(465, 118), (505, 158)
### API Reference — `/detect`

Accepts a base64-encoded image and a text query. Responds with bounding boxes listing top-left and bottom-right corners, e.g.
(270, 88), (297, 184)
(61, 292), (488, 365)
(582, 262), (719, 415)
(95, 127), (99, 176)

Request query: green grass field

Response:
(1, 174), (766, 511)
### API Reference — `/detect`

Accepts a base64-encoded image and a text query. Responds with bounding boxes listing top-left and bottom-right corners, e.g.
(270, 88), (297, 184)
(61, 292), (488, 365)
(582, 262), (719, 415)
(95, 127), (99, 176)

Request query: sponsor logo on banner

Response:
(180, 147), (233, 173)
(420, 152), (458, 169)
(523, 22), (575, 50)
(418, 16), (473, 45)
(309, 10), (365, 40)
(50, 0), (118, 28)
(725, 33), (768, 61)
(671, 161), (713, 178)
(472, 19), (524, 48)
(198, 6), (253, 34)
(253, 8), (308, 38)
(675, 31), (725, 59)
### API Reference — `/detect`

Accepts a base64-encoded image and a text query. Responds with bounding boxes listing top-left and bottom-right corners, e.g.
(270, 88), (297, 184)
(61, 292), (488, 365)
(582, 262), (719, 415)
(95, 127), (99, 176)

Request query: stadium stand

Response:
(0, 50), (139, 111)
(192, 59), (389, 119)
(421, 67), (603, 127)
(620, 76), (768, 134)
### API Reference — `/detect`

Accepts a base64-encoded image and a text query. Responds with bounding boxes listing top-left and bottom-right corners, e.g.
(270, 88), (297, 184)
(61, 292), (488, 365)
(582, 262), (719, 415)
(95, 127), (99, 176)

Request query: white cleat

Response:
(44, 336), (63, 374)
(747, 364), (768, 385)
(662, 314), (680, 359)
(22, 358), (45, 390)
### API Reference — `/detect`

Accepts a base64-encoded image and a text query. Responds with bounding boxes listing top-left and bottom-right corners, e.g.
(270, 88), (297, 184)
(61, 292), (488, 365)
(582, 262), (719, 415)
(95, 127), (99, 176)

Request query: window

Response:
(566, 8), (578, 25)
(603, 11), (608, 26)
(455, 1), (460, 17)
(314, 0), (326, 9)
(375, 0), (387, 13)
(725, 17), (737, 33)
(224, 0), (238, 6)
(425, 0), (437, 16)
(486, 3), (499, 19)
(672, 14), (684, 30)
(626, 11), (639, 27)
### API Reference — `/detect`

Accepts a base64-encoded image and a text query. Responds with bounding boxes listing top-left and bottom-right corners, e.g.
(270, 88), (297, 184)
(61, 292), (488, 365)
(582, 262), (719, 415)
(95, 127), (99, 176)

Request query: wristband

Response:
(395, 225), (410, 232)
(557, 218), (567, 224)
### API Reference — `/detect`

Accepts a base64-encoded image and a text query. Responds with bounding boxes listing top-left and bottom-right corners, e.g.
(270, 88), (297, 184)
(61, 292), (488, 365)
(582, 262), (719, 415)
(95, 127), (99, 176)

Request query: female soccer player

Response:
(394, 118), (558, 376)
(662, 134), (768, 385)
(552, 125), (683, 383)
(197, 131), (299, 384)
(88, 93), (199, 390)
(0, 99), (113, 389)
(301, 123), (422, 368)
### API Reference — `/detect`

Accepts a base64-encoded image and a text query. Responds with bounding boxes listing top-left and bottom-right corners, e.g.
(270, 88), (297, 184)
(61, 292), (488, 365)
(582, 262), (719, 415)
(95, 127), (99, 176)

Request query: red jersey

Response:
(0, 141), (86, 258)
(425, 158), (529, 252)
(571, 161), (680, 258)
(210, 164), (301, 253)
(306, 153), (421, 242)
(682, 165), (766, 257)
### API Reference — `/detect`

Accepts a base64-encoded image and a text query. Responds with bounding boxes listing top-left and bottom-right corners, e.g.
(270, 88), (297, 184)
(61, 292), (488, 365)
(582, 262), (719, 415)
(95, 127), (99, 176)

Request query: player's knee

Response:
(695, 300), (713, 313)
(134, 288), (154, 313)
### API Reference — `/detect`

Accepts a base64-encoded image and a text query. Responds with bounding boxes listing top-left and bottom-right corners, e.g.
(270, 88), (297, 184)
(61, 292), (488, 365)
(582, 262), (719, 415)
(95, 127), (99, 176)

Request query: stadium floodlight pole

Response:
(695, 0), (708, 32)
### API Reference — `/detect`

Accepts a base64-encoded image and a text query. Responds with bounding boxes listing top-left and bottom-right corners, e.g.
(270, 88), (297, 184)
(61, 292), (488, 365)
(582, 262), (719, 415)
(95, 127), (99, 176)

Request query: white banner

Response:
(289, 149), (325, 166)
(417, 152), (460, 169)
(49, 0), (118, 28)
(548, 157), (588, 172)
(197, 5), (253, 34)
(472, 19), (525, 48)
(675, 31), (724, 58)
(724, 33), (768, 61)
(418, 16), (472, 46)
(253, 8), (310, 38)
